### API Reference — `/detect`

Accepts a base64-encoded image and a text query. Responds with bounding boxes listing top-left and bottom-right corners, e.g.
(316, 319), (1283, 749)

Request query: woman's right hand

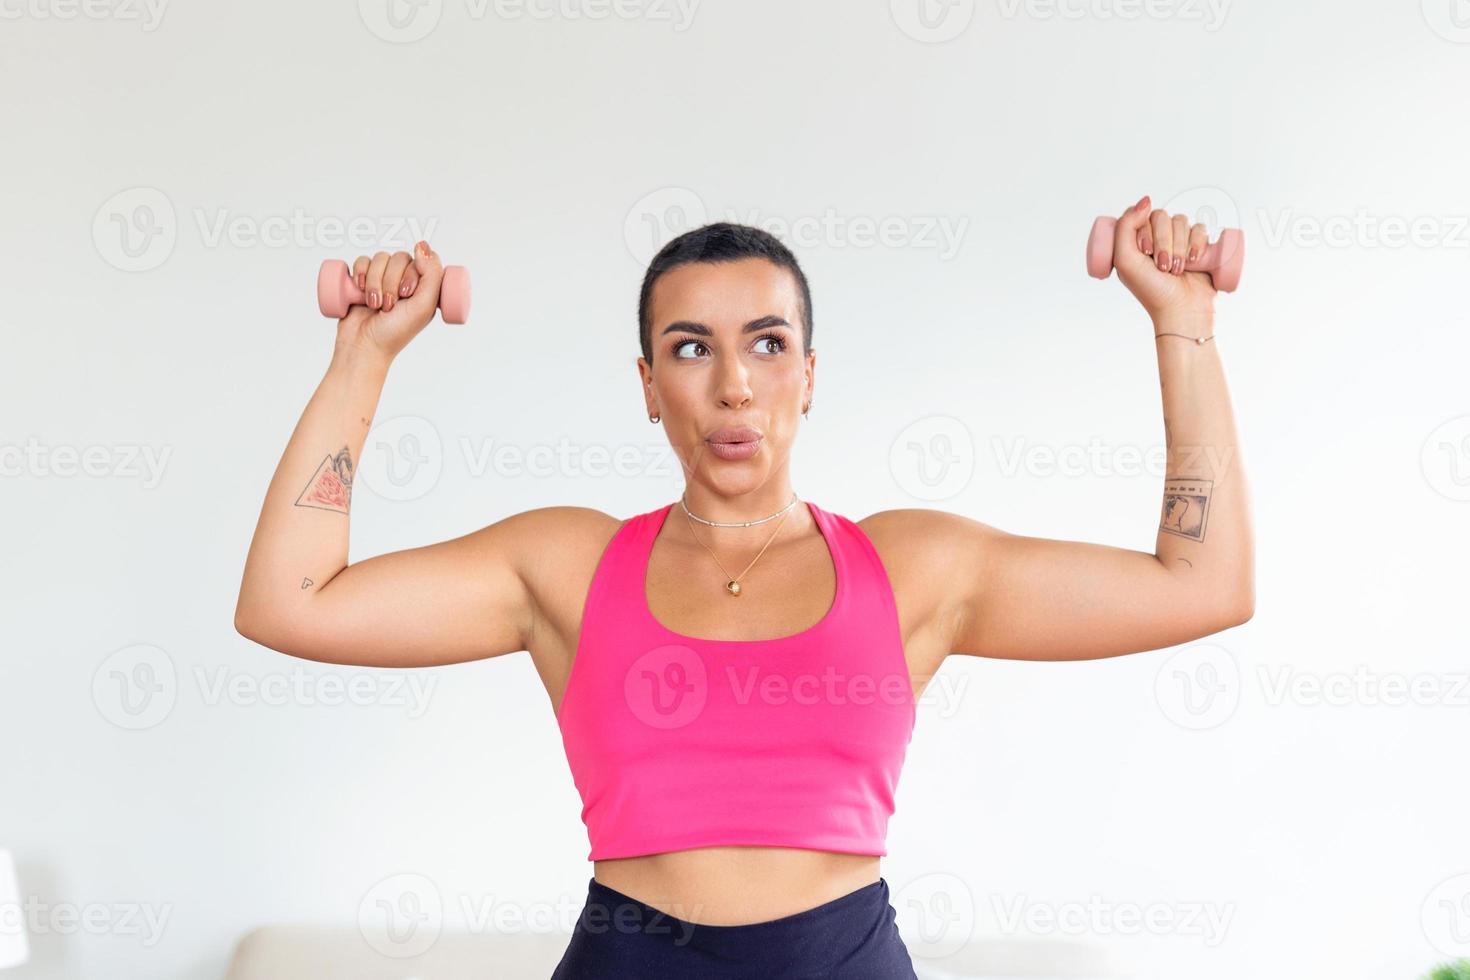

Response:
(334, 240), (445, 361)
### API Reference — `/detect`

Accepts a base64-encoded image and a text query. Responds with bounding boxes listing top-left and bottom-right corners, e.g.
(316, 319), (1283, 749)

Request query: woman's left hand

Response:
(1111, 194), (1218, 324)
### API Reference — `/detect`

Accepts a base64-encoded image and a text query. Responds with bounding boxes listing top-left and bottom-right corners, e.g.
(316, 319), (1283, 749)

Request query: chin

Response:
(697, 462), (771, 496)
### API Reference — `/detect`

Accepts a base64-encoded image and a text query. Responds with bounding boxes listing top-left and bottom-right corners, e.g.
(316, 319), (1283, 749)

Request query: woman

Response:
(234, 194), (1254, 978)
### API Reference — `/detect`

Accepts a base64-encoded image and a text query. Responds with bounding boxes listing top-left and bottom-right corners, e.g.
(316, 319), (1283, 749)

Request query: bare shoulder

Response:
(485, 505), (626, 648)
(485, 505), (623, 590)
(480, 504), (623, 560)
(855, 507), (1007, 572)
(854, 507), (1009, 641)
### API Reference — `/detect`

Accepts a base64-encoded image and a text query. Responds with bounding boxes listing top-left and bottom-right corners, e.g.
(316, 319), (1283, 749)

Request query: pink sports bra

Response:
(556, 500), (916, 862)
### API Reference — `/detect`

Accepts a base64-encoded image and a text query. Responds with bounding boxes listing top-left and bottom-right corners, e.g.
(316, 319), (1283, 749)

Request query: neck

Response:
(678, 485), (802, 533)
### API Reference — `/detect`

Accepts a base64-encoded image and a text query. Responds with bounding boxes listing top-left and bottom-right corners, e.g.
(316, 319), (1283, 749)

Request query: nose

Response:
(715, 357), (752, 410)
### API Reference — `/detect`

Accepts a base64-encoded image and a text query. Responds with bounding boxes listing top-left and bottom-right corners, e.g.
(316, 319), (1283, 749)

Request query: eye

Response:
(671, 338), (708, 359)
(753, 332), (788, 355)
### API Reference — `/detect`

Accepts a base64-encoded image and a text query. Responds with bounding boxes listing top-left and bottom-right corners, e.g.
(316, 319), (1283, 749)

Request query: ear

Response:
(636, 356), (658, 417)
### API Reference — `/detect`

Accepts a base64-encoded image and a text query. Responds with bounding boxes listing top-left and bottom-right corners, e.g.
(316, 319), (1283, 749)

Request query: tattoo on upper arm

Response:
(301, 577), (313, 589)
(295, 446), (354, 514)
(1161, 476), (1212, 542)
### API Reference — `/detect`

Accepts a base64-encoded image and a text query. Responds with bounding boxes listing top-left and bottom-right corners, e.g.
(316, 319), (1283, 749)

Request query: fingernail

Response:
(1158, 252), (1169, 270)
(1135, 195), (1150, 212)
(400, 280), (412, 296)
(356, 273), (364, 291)
(369, 289), (379, 307)
(1187, 248), (1198, 262)
(1171, 256), (1182, 273)
(383, 294), (393, 312)
(1142, 239), (1152, 255)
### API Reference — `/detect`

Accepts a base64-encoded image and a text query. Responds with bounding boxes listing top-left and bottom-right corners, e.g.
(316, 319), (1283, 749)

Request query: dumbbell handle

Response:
(317, 259), (472, 324)
(1086, 217), (1245, 293)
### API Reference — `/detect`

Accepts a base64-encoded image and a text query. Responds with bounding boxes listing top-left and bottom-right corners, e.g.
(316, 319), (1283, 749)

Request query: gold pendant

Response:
(726, 580), (742, 597)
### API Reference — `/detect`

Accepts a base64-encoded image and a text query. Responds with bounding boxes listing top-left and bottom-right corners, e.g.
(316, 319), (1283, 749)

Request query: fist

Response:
(335, 241), (445, 360)
(1111, 195), (1217, 322)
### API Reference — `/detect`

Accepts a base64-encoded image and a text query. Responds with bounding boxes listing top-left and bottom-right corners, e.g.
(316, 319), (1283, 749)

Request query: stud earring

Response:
(649, 413), (660, 423)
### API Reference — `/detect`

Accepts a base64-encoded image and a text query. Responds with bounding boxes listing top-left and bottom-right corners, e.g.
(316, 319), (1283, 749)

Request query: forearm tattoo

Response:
(295, 446), (354, 514)
(1160, 476), (1212, 542)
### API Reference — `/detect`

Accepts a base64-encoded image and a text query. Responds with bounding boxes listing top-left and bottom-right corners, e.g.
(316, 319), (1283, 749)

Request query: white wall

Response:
(3, 1), (1468, 977)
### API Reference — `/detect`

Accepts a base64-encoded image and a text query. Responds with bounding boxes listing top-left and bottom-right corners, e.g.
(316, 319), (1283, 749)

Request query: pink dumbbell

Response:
(317, 259), (472, 324)
(1087, 217), (1245, 292)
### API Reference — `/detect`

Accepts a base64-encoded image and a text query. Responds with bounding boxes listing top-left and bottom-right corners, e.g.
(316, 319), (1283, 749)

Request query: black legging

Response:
(550, 876), (919, 978)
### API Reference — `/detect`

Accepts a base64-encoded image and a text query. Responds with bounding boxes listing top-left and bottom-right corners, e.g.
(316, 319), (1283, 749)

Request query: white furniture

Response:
(0, 850), (28, 970)
(223, 924), (572, 979)
(912, 936), (1125, 979)
(223, 924), (1122, 979)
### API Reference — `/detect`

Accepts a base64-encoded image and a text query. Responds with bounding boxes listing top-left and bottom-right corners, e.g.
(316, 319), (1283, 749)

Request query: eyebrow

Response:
(660, 315), (792, 338)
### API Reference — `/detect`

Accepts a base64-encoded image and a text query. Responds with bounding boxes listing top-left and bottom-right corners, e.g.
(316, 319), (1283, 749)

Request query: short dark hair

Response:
(637, 221), (813, 366)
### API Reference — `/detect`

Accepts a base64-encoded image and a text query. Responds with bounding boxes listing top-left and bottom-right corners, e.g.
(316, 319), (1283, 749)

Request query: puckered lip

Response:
(705, 425), (763, 444)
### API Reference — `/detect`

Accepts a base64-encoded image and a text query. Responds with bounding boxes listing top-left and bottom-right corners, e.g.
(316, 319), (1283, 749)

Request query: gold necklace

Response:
(682, 498), (798, 597)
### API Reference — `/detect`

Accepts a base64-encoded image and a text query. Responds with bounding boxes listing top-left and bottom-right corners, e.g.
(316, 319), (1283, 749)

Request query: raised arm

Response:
(893, 195), (1254, 663)
(234, 242), (539, 668)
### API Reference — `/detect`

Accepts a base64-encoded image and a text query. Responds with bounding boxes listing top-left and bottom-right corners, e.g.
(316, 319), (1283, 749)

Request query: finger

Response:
(1115, 193), (1152, 238)
(1114, 196), (1158, 278)
(1150, 209), (1173, 273)
(381, 251), (413, 313)
(395, 240), (445, 321)
(351, 255), (371, 293)
(412, 239), (443, 288)
(1170, 214), (1189, 274)
(1187, 223), (1208, 267)
(365, 251), (390, 310)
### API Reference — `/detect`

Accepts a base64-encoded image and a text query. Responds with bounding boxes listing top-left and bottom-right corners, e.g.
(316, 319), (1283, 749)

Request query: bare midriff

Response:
(592, 846), (882, 926)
